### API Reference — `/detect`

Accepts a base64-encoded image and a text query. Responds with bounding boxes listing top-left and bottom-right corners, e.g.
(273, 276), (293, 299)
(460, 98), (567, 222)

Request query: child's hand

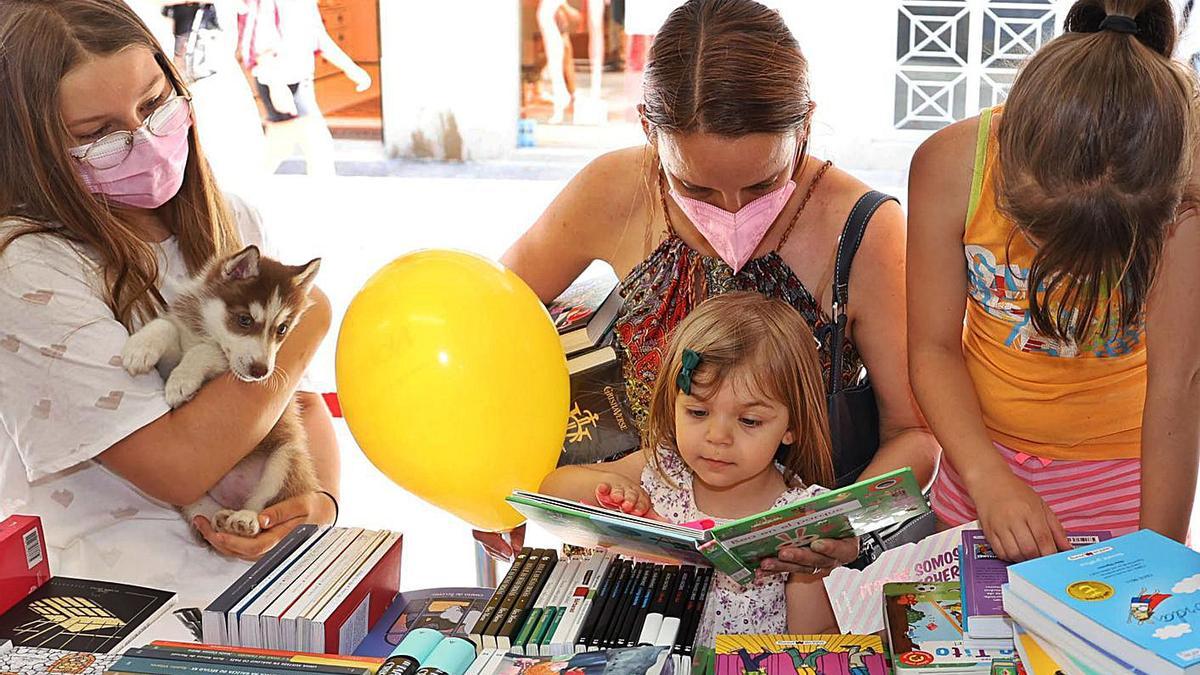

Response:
(596, 478), (656, 518)
(973, 474), (1071, 562)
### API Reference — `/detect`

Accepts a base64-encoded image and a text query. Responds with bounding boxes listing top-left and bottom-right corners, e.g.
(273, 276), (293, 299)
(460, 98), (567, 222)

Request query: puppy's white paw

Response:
(214, 509), (261, 537)
(164, 368), (204, 408)
(121, 333), (160, 376)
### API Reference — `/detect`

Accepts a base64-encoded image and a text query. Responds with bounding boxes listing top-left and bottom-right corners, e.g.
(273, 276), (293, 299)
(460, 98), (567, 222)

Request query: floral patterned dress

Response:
(640, 448), (826, 649)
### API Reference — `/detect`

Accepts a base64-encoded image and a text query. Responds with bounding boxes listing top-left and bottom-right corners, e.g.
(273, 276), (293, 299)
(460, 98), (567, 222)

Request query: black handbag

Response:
(823, 191), (937, 568)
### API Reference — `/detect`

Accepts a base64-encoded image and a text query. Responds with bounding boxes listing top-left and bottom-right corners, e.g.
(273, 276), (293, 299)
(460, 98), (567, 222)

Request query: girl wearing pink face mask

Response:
(0, 0), (338, 606)
(502, 0), (938, 576)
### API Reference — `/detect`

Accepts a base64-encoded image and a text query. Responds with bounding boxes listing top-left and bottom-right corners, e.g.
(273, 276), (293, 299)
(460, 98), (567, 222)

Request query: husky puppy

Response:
(122, 245), (321, 538)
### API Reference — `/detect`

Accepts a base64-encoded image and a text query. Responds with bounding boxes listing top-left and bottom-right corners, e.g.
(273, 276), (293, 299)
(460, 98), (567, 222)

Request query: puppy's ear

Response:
(223, 246), (260, 280)
(293, 257), (321, 289)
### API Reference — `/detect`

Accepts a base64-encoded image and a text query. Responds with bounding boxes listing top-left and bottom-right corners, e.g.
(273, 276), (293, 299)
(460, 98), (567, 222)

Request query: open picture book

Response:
(507, 467), (928, 585)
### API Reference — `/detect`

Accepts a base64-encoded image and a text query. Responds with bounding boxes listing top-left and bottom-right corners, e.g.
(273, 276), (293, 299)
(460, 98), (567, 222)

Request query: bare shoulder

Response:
(911, 116), (980, 206)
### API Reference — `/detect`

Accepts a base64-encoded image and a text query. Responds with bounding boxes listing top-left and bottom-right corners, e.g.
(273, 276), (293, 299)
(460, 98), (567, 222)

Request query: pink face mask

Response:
(671, 179), (797, 274)
(70, 100), (192, 210)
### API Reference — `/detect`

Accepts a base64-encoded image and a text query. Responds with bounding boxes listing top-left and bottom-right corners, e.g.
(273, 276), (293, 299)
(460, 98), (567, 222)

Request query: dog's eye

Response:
(237, 314), (253, 328)
(276, 323), (289, 336)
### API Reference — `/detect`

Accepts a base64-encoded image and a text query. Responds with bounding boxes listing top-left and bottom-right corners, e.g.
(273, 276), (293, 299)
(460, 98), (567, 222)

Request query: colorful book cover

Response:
(883, 582), (1015, 671)
(962, 530), (1109, 635)
(707, 470), (928, 584)
(508, 468), (928, 585)
(547, 267), (619, 337)
(488, 645), (672, 675)
(353, 587), (493, 658)
(0, 645), (121, 673)
(560, 345), (639, 467)
(713, 634), (888, 675)
(1011, 624), (1062, 675)
(0, 576), (174, 654)
(1007, 529), (1200, 673)
(825, 522), (975, 636)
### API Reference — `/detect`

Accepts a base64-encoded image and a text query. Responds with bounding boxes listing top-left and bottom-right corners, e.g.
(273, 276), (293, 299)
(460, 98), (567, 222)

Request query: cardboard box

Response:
(0, 515), (50, 616)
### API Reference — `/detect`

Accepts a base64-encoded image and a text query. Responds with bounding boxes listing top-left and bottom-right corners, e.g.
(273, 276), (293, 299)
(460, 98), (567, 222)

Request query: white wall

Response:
(380, 1), (520, 161)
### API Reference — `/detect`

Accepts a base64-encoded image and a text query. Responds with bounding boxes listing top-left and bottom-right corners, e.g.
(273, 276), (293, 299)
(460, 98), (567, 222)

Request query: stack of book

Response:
(467, 645), (673, 675)
(202, 525), (402, 656)
(106, 641), (384, 674)
(959, 529), (1109, 652)
(548, 265), (639, 467)
(1003, 529), (1200, 674)
(468, 548), (713, 675)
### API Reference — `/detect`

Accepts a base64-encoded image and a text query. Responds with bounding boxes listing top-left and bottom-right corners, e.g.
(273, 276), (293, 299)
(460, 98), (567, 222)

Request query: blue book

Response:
(1007, 529), (1200, 674)
(352, 587), (493, 658)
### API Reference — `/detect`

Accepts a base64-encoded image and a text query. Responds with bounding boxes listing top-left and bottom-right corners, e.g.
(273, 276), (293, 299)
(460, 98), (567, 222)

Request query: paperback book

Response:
(0, 576), (174, 654)
(713, 634), (888, 675)
(508, 468), (928, 585)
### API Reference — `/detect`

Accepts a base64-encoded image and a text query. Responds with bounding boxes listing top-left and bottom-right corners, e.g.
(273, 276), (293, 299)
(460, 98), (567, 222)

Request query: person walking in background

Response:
(239, 0), (371, 176)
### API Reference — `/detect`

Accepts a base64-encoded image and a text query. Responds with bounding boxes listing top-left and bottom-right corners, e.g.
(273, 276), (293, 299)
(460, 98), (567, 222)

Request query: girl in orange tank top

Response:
(907, 0), (1200, 561)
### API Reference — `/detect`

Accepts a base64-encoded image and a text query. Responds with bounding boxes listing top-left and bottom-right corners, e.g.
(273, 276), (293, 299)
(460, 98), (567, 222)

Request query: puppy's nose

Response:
(248, 362), (268, 379)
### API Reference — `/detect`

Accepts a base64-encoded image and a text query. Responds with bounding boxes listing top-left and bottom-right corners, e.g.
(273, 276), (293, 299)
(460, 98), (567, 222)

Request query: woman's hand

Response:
(194, 491), (337, 561)
(473, 524), (527, 562)
(759, 537), (861, 578)
(596, 476), (657, 518)
(973, 473), (1070, 562)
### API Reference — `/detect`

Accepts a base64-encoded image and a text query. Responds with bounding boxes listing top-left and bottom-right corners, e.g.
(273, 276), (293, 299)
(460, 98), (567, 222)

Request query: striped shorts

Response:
(931, 443), (1141, 536)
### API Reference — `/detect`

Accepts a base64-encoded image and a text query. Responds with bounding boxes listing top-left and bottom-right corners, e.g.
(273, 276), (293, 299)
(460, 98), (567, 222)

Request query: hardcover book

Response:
(0, 576), (175, 653)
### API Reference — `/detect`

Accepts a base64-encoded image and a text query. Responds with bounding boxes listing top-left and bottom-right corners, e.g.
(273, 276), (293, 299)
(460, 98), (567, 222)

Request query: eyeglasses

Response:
(69, 95), (192, 170)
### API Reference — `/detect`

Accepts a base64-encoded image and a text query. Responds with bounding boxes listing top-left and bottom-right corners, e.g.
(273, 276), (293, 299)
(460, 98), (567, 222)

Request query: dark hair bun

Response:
(1065, 0), (1175, 57)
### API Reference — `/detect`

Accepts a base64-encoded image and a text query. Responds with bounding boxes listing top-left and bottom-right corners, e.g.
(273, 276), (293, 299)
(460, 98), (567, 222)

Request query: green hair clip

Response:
(677, 348), (702, 394)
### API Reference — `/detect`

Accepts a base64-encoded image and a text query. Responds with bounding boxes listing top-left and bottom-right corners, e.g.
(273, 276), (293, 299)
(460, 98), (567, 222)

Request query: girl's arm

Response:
(195, 391), (341, 560)
(501, 148), (647, 302)
(907, 119), (1068, 562)
(1140, 210), (1200, 542)
(844, 199), (940, 488)
(539, 451), (650, 514)
(786, 574), (838, 633)
(98, 288), (332, 506)
(314, 24), (371, 91)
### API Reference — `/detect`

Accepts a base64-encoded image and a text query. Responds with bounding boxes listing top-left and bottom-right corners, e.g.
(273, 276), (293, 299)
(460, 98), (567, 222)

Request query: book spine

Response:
(109, 656), (369, 675)
(588, 559), (632, 650)
(497, 549), (558, 649)
(484, 548), (545, 648)
(123, 647), (367, 675)
(628, 564), (662, 648)
(226, 528), (332, 647)
(571, 555), (621, 653)
(320, 533), (403, 655)
(287, 530), (384, 652)
(653, 566), (693, 648)
(527, 559), (579, 654)
(549, 553), (608, 655)
(637, 565), (677, 647)
(677, 568), (710, 659)
(470, 547), (533, 648)
(613, 563), (651, 648)
(513, 559), (567, 654)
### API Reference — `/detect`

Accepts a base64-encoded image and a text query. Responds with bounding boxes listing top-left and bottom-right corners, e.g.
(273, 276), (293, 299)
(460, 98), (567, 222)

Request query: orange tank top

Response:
(962, 107), (1146, 460)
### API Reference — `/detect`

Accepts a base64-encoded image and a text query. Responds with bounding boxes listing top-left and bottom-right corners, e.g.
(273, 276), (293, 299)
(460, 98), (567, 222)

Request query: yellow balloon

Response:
(335, 250), (569, 532)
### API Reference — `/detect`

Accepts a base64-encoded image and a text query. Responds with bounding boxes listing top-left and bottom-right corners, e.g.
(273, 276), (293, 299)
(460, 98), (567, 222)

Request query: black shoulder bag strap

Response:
(827, 190), (895, 486)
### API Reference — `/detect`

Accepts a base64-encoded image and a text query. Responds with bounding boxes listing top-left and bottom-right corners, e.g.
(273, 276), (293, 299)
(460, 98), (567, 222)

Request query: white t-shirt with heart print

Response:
(0, 196), (309, 609)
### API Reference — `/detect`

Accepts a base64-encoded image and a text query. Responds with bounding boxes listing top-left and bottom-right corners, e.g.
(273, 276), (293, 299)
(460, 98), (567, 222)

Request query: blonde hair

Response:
(0, 0), (241, 330)
(643, 292), (835, 488)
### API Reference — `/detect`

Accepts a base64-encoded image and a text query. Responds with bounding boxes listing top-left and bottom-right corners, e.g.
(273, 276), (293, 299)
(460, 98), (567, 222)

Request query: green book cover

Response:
(507, 468), (928, 585)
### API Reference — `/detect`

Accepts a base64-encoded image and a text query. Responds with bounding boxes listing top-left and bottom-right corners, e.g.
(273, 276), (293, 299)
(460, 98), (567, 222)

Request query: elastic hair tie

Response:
(1099, 15), (1139, 34)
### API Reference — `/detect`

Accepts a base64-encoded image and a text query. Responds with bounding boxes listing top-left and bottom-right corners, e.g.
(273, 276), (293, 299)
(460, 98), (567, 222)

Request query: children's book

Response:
(713, 634), (888, 675)
(826, 522), (975, 635)
(508, 468), (928, 586)
(354, 587), (493, 658)
(0, 576), (174, 654)
(961, 529), (1110, 640)
(1007, 529), (1200, 674)
(882, 582), (1015, 673)
(1010, 624), (1062, 675)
